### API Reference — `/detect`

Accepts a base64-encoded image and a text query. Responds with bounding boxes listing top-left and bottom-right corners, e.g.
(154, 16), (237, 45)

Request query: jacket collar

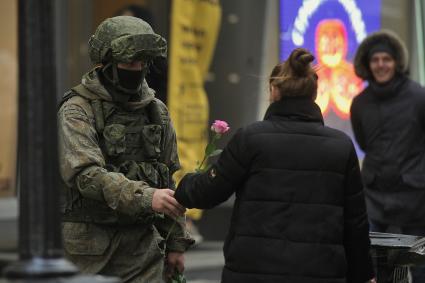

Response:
(264, 97), (324, 125)
(368, 73), (408, 100)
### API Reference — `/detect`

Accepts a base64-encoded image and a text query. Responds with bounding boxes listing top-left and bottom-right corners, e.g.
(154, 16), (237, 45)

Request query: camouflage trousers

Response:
(62, 222), (166, 283)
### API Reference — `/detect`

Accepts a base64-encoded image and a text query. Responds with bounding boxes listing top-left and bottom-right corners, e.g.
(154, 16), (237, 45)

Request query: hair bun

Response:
(289, 48), (315, 76)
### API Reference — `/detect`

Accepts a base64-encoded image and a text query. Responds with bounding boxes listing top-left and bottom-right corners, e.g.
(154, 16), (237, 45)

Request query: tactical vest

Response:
(61, 84), (170, 225)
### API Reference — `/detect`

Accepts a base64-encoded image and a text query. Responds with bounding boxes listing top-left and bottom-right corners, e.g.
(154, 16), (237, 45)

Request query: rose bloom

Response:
(211, 120), (230, 134)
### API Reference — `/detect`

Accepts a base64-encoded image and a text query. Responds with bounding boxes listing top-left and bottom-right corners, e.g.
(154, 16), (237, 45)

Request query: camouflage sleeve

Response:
(58, 99), (155, 217)
(155, 215), (194, 253)
(155, 114), (194, 251)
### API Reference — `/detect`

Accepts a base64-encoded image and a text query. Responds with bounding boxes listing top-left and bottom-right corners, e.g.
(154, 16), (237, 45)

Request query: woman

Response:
(175, 48), (374, 283)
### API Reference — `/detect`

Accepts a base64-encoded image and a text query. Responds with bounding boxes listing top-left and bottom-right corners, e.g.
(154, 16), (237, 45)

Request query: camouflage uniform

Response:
(58, 16), (193, 283)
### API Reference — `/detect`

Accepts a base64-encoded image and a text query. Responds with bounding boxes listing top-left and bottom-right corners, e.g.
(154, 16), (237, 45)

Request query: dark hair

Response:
(269, 48), (318, 98)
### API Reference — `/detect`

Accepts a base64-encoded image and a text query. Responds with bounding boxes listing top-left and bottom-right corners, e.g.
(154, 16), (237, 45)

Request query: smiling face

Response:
(369, 52), (396, 84)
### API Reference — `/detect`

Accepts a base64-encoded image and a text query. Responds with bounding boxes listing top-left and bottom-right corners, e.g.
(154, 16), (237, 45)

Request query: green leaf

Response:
(209, 149), (222, 157)
(168, 272), (186, 283)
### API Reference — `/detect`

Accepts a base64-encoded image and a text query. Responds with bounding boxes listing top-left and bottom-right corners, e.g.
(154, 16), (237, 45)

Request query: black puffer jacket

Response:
(176, 98), (373, 283)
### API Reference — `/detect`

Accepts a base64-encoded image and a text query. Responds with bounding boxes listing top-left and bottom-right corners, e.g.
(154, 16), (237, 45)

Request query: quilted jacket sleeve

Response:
(175, 128), (249, 209)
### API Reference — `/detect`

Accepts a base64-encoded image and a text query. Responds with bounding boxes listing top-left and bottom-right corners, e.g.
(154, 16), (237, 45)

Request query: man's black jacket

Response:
(350, 76), (425, 226)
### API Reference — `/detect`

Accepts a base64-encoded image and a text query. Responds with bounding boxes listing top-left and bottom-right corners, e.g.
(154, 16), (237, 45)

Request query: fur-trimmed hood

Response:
(354, 30), (409, 80)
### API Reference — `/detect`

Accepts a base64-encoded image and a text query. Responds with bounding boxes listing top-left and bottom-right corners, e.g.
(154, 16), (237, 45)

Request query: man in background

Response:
(351, 30), (425, 282)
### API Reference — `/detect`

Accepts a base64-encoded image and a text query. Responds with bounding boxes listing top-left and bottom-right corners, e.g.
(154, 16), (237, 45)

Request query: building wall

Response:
(382, 0), (411, 46)
(0, 0), (17, 197)
(93, 0), (148, 27)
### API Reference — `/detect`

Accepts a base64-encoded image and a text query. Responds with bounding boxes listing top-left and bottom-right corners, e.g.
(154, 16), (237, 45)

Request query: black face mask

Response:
(116, 68), (144, 91)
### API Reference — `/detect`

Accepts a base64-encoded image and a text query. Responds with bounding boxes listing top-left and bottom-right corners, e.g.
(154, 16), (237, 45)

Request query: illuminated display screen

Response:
(279, 0), (381, 157)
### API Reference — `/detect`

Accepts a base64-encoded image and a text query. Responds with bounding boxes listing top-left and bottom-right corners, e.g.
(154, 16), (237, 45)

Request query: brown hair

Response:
(269, 48), (318, 99)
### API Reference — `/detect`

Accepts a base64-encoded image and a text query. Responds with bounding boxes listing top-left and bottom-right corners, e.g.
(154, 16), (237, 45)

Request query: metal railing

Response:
(370, 232), (425, 283)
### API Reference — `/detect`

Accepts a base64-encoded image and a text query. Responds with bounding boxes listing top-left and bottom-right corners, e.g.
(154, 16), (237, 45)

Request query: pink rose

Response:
(211, 120), (230, 134)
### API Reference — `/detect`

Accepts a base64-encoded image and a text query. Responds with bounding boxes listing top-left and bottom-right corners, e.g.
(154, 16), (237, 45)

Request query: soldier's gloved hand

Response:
(152, 189), (186, 218)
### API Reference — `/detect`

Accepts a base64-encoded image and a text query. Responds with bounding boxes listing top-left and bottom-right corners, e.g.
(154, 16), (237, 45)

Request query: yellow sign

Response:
(168, 0), (221, 185)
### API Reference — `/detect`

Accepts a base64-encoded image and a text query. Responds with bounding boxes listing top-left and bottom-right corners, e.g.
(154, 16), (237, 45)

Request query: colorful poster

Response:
(280, 0), (381, 157)
(168, 0), (221, 218)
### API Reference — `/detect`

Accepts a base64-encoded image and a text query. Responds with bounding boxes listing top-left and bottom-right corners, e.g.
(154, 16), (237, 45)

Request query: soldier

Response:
(58, 16), (193, 282)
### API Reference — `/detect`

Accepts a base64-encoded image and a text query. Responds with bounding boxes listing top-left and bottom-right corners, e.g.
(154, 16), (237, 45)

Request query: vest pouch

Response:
(62, 222), (112, 255)
(117, 160), (161, 187)
(140, 124), (162, 159)
(138, 162), (160, 186)
(139, 162), (170, 188)
(156, 162), (170, 188)
(103, 124), (126, 157)
(117, 160), (169, 188)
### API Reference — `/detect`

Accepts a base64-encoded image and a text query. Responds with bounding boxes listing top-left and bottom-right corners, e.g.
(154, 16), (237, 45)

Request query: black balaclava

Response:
(100, 62), (149, 103)
(116, 67), (144, 90)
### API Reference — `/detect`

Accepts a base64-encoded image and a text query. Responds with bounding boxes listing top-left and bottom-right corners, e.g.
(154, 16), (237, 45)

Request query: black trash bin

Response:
(370, 232), (425, 283)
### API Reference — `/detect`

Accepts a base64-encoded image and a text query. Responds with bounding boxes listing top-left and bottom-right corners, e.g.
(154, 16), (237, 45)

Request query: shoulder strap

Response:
(60, 84), (105, 134)
(58, 90), (78, 110)
(71, 84), (94, 99)
(146, 100), (170, 154)
(59, 84), (93, 109)
(73, 84), (106, 133)
(146, 100), (169, 126)
(90, 100), (105, 134)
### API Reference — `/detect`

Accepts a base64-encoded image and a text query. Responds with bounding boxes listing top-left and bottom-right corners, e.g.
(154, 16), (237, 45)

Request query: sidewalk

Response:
(0, 241), (225, 283)
(185, 241), (224, 283)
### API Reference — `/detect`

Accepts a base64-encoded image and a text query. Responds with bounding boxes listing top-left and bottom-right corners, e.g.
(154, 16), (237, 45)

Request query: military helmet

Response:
(88, 16), (167, 64)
